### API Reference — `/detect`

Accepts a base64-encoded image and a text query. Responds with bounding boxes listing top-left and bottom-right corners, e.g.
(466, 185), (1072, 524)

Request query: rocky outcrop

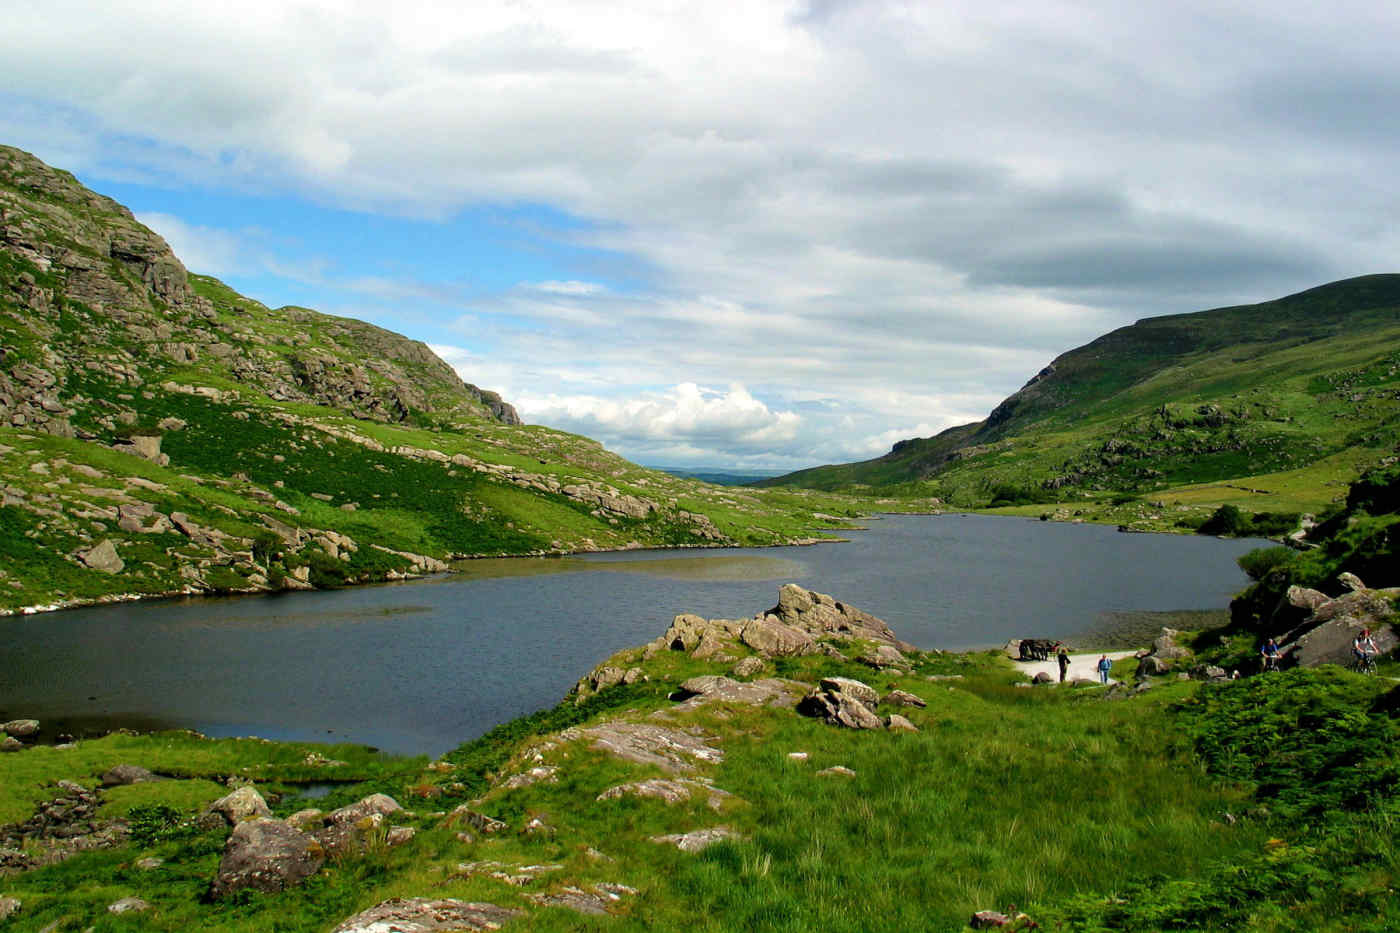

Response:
(1280, 574), (1399, 667)
(768, 584), (913, 650)
(565, 722), (723, 774)
(100, 764), (161, 786)
(200, 785), (273, 828)
(797, 677), (886, 730)
(1135, 627), (1194, 676)
(650, 827), (743, 853)
(0, 780), (128, 873)
(671, 675), (802, 710)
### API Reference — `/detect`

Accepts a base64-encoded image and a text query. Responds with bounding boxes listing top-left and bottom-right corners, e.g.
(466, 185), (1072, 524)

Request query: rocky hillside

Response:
(761, 275), (1400, 532)
(0, 145), (871, 613)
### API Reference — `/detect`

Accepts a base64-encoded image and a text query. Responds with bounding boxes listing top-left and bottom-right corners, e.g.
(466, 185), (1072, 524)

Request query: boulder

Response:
(1290, 616), (1399, 668)
(330, 898), (519, 933)
(770, 583), (907, 648)
(201, 786), (272, 827)
(797, 681), (884, 730)
(729, 656), (766, 679)
(817, 765), (856, 777)
(76, 539), (124, 574)
(739, 616), (816, 657)
(1137, 656), (1171, 676)
(858, 644), (909, 669)
(882, 689), (927, 708)
(326, 793), (402, 825)
(313, 812), (386, 859)
(101, 764), (161, 786)
(1153, 645), (1193, 661)
(885, 714), (919, 732)
(2, 736), (26, 752)
(0, 897), (18, 921)
(1032, 671), (1054, 684)
(0, 720), (39, 738)
(597, 779), (697, 806)
(210, 818), (324, 898)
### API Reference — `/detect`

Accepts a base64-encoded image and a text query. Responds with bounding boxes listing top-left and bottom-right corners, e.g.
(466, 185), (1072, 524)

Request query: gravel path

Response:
(1013, 650), (1138, 685)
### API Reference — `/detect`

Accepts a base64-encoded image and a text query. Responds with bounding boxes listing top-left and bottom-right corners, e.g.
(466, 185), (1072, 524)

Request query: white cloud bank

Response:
(9, 1), (1400, 468)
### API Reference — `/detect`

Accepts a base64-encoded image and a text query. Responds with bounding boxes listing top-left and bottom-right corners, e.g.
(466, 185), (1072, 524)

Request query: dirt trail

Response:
(1013, 651), (1138, 685)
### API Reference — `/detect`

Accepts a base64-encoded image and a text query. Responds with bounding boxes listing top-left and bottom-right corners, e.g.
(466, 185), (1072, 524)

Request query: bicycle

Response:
(1349, 653), (1378, 675)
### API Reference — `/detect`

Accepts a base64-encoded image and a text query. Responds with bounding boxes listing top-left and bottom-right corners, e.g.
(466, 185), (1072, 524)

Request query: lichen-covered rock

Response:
(210, 818), (324, 898)
(0, 720), (38, 738)
(326, 793), (402, 826)
(330, 897), (519, 933)
(101, 763), (160, 786)
(201, 786), (272, 827)
(882, 689), (927, 708)
(566, 722), (723, 773)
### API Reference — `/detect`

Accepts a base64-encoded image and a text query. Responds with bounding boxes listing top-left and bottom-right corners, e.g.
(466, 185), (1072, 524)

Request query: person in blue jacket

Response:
(1097, 654), (1113, 684)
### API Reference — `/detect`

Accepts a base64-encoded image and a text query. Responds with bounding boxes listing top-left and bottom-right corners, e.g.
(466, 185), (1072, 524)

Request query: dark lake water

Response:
(0, 514), (1266, 757)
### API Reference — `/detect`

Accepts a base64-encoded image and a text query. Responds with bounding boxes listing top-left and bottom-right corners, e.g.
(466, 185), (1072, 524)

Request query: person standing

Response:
(1056, 643), (1070, 683)
(1097, 654), (1113, 684)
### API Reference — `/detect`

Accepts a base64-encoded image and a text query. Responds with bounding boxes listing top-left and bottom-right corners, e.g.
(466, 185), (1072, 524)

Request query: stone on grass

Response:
(210, 818), (324, 898)
(817, 766), (856, 778)
(0, 720), (39, 738)
(885, 714), (919, 733)
(326, 793), (401, 825)
(882, 689), (926, 708)
(107, 896), (150, 914)
(201, 785), (272, 827)
(650, 827), (743, 853)
(0, 897), (19, 921)
(330, 897), (519, 933)
(101, 763), (160, 786)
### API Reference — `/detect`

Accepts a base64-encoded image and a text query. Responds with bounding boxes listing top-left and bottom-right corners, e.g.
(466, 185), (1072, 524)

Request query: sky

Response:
(4, 1), (1398, 472)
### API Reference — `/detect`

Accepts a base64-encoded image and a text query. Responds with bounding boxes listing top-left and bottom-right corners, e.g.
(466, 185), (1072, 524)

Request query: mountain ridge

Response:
(0, 145), (869, 612)
(760, 275), (1400, 529)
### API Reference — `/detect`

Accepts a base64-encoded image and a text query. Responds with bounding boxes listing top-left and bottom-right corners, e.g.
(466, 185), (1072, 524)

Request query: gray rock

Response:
(1137, 656), (1171, 676)
(650, 827), (742, 853)
(0, 896), (18, 920)
(326, 793), (402, 826)
(739, 615), (817, 657)
(0, 737), (23, 753)
(313, 812), (386, 859)
(135, 856), (164, 870)
(885, 714), (919, 732)
(567, 722), (723, 773)
(101, 763), (160, 786)
(201, 785), (272, 827)
(0, 720), (38, 738)
(107, 896), (150, 914)
(858, 644), (909, 668)
(527, 886), (614, 915)
(819, 676), (879, 708)
(881, 689), (927, 708)
(597, 778), (727, 808)
(1032, 671), (1054, 684)
(729, 656), (766, 679)
(330, 897), (519, 933)
(797, 690), (884, 729)
(76, 539), (124, 573)
(210, 818), (324, 898)
(673, 675), (800, 709)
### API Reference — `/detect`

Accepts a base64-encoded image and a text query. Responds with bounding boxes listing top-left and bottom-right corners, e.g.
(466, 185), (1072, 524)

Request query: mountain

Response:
(0, 145), (866, 612)
(760, 277), (1400, 529)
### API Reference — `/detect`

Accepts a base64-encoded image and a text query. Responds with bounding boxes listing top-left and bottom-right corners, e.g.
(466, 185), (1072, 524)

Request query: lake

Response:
(0, 514), (1266, 757)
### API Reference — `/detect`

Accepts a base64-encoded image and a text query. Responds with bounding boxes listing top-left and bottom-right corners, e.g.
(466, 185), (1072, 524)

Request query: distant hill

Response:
(760, 276), (1400, 529)
(0, 145), (867, 611)
(654, 466), (784, 486)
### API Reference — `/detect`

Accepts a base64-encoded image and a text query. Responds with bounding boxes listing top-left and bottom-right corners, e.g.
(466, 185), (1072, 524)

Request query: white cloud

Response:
(9, 1), (1400, 468)
(134, 212), (245, 278)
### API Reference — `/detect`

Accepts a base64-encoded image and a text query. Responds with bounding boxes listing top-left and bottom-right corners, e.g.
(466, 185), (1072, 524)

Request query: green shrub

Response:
(1236, 546), (1297, 582)
(1198, 504), (1247, 536)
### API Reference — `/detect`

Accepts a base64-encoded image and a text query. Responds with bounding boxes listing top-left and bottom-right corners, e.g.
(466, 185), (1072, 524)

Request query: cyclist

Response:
(1260, 638), (1282, 672)
(1353, 628), (1379, 673)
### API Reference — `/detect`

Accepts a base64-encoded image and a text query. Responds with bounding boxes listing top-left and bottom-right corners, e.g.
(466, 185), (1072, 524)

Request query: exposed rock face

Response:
(1279, 576), (1399, 667)
(326, 793), (402, 825)
(769, 583), (912, 649)
(1, 720), (39, 738)
(210, 818), (324, 898)
(672, 675), (802, 710)
(597, 778), (729, 810)
(797, 677), (885, 730)
(330, 898), (520, 933)
(740, 616), (817, 657)
(566, 722), (723, 773)
(76, 539), (123, 574)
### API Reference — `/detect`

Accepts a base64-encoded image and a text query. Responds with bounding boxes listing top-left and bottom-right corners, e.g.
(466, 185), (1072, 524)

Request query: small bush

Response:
(1236, 546), (1296, 582)
(1198, 504), (1247, 536)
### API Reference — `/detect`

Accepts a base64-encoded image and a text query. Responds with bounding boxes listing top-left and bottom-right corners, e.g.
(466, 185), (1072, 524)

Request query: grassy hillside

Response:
(761, 277), (1400, 533)
(0, 144), (881, 613)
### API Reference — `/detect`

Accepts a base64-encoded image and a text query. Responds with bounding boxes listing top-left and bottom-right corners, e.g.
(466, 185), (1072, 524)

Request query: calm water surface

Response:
(0, 515), (1265, 756)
